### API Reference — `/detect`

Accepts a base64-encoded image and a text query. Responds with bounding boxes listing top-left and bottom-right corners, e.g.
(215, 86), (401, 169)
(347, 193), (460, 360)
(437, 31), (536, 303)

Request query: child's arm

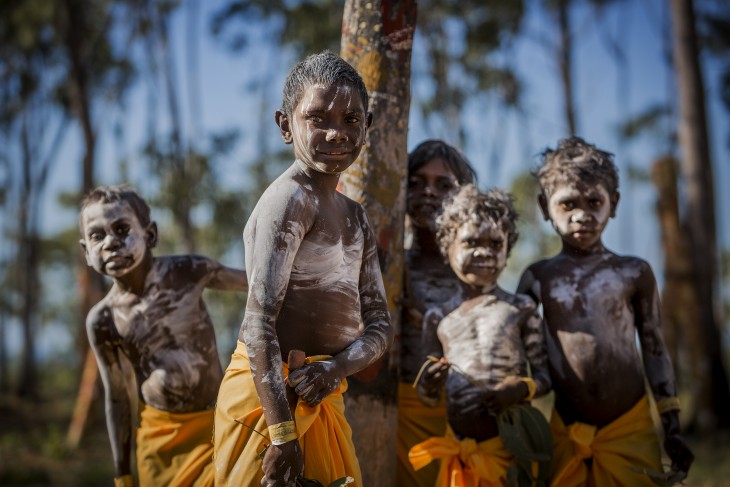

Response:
(241, 194), (310, 483)
(516, 266), (541, 305)
(288, 208), (393, 407)
(634, 260), (694, 474)
(415, 308), (448, 407)
(194, 255), (248, 292)
(86, 303), (134, 481)
(485, 307), (551, 414)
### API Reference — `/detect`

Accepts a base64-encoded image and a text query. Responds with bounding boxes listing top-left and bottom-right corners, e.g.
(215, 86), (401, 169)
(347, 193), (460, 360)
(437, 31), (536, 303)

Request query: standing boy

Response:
(409, 184), (551, 486)
(516, 137), (694, 486)
(80, 185), (248, 487)
(213, 51), (393, 487)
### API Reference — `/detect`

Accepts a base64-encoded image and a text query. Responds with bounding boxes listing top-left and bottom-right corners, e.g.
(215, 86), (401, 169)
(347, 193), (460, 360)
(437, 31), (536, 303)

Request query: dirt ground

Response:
(1, 382), (729, 486)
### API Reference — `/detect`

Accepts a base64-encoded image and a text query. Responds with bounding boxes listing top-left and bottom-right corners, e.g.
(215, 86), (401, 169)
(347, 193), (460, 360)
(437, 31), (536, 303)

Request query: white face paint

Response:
(546, 182), (614, 252)
(289, 83), (369, 174)
(447, 219), (508, 289)
(81, 201), (150, 278)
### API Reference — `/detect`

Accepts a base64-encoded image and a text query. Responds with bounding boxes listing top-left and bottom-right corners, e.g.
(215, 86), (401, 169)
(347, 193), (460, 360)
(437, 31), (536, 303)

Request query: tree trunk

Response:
(669, 0), (730, 431)
(339, 1), (416, 484)
(555, 0), (577, 136)
(650, 157), (705, 420)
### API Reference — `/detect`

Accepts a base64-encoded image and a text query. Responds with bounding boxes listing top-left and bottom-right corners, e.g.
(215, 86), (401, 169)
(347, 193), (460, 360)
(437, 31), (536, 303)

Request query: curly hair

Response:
(79, 184), (151, 233)
(408, 140), (477, 185)
(435, 184), (519, 260)
(281, 50), (369, 117)
(534, 136), (619, 197)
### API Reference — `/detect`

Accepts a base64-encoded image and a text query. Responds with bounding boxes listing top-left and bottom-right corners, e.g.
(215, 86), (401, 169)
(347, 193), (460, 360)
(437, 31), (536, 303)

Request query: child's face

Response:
(544, 180), (616, 251)
(80, 201), (152, 278)
(280, 82), (370, 175)
(447, 219), (509, 289)
(407, 158), (459, 230)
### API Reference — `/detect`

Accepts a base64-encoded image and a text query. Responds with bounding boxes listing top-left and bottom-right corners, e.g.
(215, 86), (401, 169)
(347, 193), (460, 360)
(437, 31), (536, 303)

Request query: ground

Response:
(1, 369), (729, 486)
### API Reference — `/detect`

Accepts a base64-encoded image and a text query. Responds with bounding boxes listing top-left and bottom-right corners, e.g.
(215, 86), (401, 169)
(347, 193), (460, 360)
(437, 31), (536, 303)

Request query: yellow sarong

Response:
(397, 383), (447, 487)
(549, 394), (662, 487)
(213, 340), (362, 487)
(408, 427), (512, 487)
(136, 404), (214, 487)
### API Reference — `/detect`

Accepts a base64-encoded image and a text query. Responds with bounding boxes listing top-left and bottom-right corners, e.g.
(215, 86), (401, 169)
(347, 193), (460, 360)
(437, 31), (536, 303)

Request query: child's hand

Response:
(419, 358), (449, 393)
(484, 377), (529, 415)
(261, 439), (303, 487)
(288, 361), (343, 407)
(664, 433), (694, 476)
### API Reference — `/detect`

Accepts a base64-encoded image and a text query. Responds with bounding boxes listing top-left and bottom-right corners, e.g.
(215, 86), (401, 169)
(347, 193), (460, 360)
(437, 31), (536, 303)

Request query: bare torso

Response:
(519, 251), (652, 426)
(400, 249), (461, 383)
(437, 288), (547, 440)
(99, 255), (223, 412)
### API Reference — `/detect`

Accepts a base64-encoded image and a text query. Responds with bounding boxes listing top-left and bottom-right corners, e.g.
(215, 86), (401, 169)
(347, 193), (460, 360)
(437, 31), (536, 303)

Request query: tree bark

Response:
(555, 0), (577, 136)
(339, 1), (416, 484)
(669, 0), (730, 430)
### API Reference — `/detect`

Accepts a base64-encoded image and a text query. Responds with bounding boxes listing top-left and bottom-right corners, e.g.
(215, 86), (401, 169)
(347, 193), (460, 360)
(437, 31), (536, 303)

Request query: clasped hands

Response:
(261, 360), (344, 487)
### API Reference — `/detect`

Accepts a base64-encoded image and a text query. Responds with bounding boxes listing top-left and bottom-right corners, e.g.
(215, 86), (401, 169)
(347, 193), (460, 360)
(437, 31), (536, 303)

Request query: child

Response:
(516, 137), (694, 486)
(213, 51), (393, 487)
(80, 185), (248, 487)
(398, 140), (477, 487)
(409, 184), (551, 486)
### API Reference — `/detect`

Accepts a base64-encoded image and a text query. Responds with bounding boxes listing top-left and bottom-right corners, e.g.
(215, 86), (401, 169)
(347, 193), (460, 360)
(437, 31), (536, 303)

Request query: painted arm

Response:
(199, 255), (248, 292)
(415, 308), (448, 407)
(522, 309), (551, 398)
(86, 303), (133, 478)
(240, 193), (311, 485)
(634, 260), (694, 474)
(516, 266), (542, 306)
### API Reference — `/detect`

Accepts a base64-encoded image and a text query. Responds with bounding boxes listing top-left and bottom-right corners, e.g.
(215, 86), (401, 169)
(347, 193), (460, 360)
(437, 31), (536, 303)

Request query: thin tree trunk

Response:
(556, 0), (577, 135)
(669, 0), (730, 431)
(651, 157), (704, 418)
(339, 1), (416, 484)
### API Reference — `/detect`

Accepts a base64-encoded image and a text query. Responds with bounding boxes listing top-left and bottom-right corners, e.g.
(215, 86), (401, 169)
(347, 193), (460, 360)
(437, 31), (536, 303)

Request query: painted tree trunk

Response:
(339, 1), (417, 484)
(669, 0), (730, 431)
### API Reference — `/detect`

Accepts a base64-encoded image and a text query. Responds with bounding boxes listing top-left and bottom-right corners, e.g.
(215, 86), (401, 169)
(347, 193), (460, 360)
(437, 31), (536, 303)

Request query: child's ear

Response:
(366, 111), (373, 130)
(538, 193), (550, 221)
(610, 191), (620, 218)
(146, 222), (158, 249)
(79, 239), (92, 266)
(275, 109), (293, 144)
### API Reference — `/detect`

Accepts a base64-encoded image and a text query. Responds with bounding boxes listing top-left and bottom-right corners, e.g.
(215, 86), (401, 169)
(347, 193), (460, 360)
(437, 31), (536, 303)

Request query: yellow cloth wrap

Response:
(136, 404), (214, 487)
(408, 427), (512, 487)
(114, 474), (135, 487)
(213, 340), (362, 487)
(396, 383), (448, 487)
(549, 394), (662, 487)
(521, 377), (537, 401)
(655, 396), (681, 414)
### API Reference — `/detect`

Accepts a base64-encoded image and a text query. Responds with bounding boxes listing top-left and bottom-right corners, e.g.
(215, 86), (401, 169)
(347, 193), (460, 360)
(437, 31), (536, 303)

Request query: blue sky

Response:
(18, 0), (729, 358)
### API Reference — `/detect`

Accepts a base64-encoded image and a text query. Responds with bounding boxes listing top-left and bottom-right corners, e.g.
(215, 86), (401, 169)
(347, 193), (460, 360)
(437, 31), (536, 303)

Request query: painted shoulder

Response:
(495, 287), (538, 315)
(85, 294), (116, 336)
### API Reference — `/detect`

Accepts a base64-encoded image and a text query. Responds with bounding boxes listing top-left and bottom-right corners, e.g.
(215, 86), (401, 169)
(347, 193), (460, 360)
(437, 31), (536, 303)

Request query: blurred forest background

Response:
(1, 0), (729, 485)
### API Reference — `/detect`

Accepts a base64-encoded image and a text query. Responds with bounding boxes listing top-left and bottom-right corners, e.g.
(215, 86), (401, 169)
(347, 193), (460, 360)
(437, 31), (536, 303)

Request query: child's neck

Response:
(295, 159), (341, 193)
(561, 240), (607, 258)
(459, 280), (497, 299)
(410, 226), (441, 258)
(114, 254), (153, 295)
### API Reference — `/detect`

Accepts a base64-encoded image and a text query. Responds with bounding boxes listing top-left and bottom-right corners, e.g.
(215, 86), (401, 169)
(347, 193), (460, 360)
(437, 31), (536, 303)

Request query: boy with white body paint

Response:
(516, 137), (694, 486)
(79, 185), (248, 487)
(408, 184), (551, 486)
(213, 51), (392, 487)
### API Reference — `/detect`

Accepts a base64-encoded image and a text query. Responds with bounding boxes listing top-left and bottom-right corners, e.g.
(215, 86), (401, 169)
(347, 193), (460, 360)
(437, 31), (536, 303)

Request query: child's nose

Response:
(571, 210), (586, 223)
(103, 234), (122, 250)
(326, 128), (348, 142)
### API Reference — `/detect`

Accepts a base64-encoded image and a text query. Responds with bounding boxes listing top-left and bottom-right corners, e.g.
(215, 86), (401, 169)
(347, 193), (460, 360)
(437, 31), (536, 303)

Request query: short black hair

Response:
(79, 184), (151, 233)
(281, 50), (369, 117)
(534, 136), (619, 197)
(408, 140), (477, 185)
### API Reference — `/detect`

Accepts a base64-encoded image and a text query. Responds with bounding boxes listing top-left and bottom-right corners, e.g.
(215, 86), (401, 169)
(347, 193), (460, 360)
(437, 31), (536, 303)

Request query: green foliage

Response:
(498, 404), (552, 487)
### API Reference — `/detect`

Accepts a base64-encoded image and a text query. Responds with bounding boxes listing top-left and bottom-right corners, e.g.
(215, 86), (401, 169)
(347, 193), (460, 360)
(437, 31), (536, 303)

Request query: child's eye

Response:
(437, 180), (457, 192)
(307, 115), (323, 123)
(90, 232), (104, 241)
(560, 201), (574, 211)
(589, 199), (603, 208)
(115, 224), (130, 236)
(491, 239), (503, 249)
(346, 115), (361, 124)
(408, 178), (425, 190)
